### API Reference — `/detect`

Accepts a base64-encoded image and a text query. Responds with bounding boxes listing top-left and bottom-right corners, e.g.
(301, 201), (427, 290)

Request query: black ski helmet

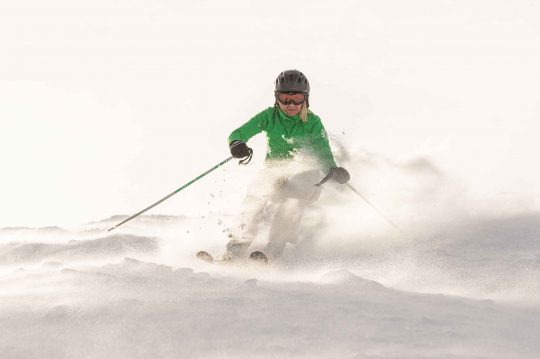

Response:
(274, 70), (310, 107)
(275, 69), (310, 94)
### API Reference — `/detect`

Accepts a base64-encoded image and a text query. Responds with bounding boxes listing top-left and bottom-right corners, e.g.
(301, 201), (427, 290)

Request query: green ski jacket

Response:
(228, 107), (337, 170)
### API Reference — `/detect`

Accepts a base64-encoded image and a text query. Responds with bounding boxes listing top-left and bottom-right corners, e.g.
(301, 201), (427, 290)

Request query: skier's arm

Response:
(309, 118), (337, 170)
(228, 109), (269, 144)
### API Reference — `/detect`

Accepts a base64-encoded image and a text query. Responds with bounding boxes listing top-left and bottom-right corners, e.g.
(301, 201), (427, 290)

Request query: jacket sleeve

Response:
(228, 108), (270, 144)
(309, 116), (337, 170)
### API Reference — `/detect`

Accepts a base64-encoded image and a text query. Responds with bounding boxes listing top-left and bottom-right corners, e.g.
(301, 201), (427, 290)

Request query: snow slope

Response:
(1, 213), (539, 359)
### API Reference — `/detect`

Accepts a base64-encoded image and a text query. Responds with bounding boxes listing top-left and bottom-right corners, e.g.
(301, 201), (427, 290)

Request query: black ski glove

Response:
(328, 166), (350, 184)
(229, 140), (252, 159)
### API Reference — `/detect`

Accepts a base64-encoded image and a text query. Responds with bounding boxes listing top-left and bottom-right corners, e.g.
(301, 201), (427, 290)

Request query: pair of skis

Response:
(196, 250), (268, 265)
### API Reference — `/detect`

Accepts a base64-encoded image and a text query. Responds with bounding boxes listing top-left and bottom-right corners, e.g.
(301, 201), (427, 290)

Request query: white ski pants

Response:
(227, 164), (323, 260)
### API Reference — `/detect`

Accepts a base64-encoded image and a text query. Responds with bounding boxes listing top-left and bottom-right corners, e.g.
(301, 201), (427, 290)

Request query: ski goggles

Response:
(276, 92), (306, 105)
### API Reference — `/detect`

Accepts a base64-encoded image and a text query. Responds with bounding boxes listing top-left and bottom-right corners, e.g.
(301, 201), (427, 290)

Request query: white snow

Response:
(1, 211), (539, 359)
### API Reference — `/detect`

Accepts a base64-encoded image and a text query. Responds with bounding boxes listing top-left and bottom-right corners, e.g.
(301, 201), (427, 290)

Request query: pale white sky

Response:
(1, 0), (539, 227)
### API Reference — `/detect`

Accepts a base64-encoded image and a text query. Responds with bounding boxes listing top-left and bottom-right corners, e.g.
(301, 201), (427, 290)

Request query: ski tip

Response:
(196, 251), (214, 263)
(249, 251), (268, 264)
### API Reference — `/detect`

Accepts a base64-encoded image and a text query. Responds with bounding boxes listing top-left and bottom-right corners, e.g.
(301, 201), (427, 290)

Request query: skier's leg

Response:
(265, 198), (309, 259)
(224, 192), (269, 260)
(223, 167), (281, 260)
(264, 169), (322, 260)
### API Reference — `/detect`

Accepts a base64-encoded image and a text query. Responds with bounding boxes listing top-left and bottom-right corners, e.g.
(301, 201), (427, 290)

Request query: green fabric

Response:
(228, 107), (337, 170)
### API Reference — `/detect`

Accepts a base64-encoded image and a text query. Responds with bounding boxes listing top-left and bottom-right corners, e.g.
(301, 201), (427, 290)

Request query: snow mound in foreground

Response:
(1, 257), (539, 359)
(1, 210), (540, 358)
(319, 269), (385, 289)
(0, 234), (158, 265)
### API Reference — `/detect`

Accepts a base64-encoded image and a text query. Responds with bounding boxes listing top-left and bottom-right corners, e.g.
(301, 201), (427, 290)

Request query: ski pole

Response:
(345, 183), (404, 234)
(107, 156), (234, 232)
(316, 173), (405, 234)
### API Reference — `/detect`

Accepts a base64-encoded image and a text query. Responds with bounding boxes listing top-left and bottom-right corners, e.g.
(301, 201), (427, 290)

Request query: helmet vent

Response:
(274, 69), (310, 94)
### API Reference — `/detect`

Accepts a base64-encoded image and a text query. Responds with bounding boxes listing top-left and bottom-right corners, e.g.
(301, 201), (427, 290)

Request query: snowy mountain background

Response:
(1, 0), (540, 358)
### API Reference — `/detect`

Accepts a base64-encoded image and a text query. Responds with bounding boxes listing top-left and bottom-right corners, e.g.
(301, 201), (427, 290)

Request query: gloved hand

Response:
(229, 140), (252, 159)
(328, 166), (350, 184)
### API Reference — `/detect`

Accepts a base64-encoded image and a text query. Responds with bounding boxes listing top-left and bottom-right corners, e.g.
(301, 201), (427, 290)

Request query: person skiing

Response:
(224, 69), (350, 262)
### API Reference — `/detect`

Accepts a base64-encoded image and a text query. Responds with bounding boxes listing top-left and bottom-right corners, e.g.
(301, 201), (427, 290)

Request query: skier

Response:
(225, 69), (350, 262)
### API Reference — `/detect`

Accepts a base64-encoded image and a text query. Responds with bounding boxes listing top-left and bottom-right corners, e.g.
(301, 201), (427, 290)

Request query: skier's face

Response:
(278, 101), (302, 116)
(277, 93), (304, 116)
